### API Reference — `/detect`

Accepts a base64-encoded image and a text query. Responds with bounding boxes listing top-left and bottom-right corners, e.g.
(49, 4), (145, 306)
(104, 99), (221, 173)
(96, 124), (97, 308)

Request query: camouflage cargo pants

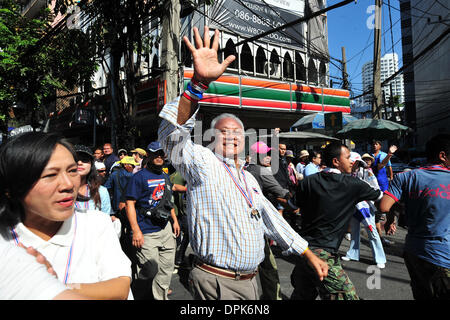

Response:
(290, 248), (359, 300)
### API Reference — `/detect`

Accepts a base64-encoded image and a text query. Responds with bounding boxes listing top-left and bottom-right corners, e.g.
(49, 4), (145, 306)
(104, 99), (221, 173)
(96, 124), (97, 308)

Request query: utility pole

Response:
(161, 0), (181, 103)
(341, 47), (349, 89)
(372, 0), (382, 119)
(389, 82), (395, 121)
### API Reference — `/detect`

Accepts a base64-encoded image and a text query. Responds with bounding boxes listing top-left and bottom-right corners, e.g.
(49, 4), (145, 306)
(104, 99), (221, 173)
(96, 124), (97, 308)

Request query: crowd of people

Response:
(0, 26), (448, 301)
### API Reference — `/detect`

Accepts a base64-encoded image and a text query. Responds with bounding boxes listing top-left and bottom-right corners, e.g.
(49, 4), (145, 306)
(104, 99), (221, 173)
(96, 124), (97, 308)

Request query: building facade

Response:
(362, 53), (405, 108)
(400, 0), (450, 146)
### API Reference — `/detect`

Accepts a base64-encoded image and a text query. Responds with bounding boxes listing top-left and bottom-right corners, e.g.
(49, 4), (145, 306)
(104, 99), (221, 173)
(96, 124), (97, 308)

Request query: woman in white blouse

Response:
(0, 132), (131, 299)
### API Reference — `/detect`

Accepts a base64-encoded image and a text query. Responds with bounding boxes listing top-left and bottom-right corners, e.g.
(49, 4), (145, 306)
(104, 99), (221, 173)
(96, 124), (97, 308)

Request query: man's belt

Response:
(195, 259), (257, 281)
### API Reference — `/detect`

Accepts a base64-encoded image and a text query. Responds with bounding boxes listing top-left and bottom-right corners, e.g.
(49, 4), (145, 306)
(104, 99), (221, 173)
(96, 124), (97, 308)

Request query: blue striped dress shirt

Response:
(158, 98), (309, 272)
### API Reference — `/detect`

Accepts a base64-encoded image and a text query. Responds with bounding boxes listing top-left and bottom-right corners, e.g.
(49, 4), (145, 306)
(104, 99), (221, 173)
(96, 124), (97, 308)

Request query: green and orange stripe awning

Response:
(184, 69), (350, 113)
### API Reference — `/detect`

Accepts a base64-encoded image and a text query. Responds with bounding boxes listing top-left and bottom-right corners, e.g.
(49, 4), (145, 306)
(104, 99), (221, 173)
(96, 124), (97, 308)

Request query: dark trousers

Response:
(175, 214), (189, 266)
(403, 251), (450, 300)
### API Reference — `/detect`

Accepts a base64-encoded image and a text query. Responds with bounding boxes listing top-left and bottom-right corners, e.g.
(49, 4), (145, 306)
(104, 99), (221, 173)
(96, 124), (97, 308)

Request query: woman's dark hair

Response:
(426, 134), (450, 164)
(308, 150), (321, 163)
(322, 142), (347, 168)
(0, 132), (76, 230)
(75, 149), (102, 209)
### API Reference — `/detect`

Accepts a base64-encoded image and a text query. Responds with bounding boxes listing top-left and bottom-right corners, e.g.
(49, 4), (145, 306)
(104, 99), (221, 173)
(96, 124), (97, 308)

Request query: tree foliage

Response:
(54, 0), (168, 149)
(0, 0), (98, 133)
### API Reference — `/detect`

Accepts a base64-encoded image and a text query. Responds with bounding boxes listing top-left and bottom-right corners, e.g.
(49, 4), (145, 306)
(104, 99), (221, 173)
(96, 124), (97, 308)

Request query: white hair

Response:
(210, 113), (245, 131)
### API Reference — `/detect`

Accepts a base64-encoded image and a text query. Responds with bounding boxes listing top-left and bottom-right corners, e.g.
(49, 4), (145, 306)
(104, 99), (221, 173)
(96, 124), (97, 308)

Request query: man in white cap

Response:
(341, 152), (387, 269)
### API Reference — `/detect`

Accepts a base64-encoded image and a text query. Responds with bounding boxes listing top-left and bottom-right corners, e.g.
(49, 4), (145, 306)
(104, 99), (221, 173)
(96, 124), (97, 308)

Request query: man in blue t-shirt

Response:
(126, 141), (180, 300)
(371, 140), (396, 192)
(381, 134), (450, 300)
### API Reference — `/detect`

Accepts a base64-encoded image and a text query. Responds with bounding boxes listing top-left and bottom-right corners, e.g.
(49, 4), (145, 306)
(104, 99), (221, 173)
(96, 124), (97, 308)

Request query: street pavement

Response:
(168, 225), (414, 300)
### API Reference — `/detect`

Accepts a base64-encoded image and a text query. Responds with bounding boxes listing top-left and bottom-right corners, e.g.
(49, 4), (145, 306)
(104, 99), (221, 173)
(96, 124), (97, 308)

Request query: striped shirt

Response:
(158, 98), (308, 272)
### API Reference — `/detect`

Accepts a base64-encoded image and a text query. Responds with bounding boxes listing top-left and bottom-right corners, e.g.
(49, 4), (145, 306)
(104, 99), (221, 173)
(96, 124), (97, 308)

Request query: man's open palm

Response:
(183, 26), (236, 84)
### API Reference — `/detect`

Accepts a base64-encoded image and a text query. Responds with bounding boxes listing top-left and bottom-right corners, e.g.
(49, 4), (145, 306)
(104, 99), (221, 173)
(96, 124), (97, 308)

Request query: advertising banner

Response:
(209, 0), (306, 49)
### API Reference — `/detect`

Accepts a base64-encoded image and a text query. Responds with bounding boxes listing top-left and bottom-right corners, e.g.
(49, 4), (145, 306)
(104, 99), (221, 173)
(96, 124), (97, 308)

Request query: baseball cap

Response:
(120, 156), (139, 166)
(130, 147), (147, 157)
(286, 150), (294, 158)
(74, 145), (93, 158)
(94, 161), (106, 171)
(118, 149), (127, 155)
(350, 151), (368, 168)
(147, 141), (163, 153)
(250, 141), (271, 154)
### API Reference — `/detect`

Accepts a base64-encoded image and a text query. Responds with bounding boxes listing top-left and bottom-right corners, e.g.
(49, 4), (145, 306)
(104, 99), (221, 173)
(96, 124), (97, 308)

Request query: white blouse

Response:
(0, 209), (132, 297)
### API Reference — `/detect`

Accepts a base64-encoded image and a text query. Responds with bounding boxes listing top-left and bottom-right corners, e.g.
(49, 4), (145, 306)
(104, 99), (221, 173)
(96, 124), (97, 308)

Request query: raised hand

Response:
(388, 145), (398, 155)
(183, 26), (236, 85)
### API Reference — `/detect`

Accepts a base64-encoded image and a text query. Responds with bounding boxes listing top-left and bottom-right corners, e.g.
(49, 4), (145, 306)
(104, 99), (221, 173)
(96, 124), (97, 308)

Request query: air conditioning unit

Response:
(269, 62), (281, 78)
(140, 61), (149, 76)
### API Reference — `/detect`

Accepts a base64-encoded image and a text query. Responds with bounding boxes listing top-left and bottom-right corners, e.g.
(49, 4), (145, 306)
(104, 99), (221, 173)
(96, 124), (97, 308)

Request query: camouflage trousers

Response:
(290, 248), (359, 300)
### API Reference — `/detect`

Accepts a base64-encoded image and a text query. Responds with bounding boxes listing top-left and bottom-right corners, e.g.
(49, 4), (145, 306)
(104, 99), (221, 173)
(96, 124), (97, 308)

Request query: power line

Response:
(193, 6), (331, 82)
(352, 25), (450, 104)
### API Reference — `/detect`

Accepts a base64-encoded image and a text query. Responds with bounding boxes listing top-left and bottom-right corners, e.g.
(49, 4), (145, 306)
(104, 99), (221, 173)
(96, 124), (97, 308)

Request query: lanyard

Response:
(10, 212), (78, 284)
(221, 161), (255, 209)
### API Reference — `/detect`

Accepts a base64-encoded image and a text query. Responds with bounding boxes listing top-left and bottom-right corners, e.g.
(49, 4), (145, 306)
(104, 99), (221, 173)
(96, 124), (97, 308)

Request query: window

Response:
(269, 49), (281, 78)
(283, 52), (294, 79)
(225, 39), (238, 69)
(319, 61), (327, 85)
(240, 43), (254, 72)
(308, 59), (317, 84)
(255, 46), (267, 75)
(181, 42), (192, 67)
(295, 52), (306, 82)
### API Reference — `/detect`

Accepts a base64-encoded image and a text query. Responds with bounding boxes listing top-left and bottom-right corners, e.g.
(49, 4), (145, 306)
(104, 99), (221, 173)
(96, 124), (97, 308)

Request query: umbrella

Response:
(290, 112), (358, 131)
(336, 118), (411, 141)
(258, 131), (339, 142)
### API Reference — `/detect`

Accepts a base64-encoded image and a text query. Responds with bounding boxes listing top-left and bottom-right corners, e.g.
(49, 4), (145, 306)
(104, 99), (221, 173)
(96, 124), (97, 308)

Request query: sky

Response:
(326, 0), (403, 97)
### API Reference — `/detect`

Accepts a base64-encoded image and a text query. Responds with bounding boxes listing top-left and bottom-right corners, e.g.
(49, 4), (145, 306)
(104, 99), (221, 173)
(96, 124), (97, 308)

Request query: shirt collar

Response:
(215, 152), (245, 169)
(14, 212), (76, 247)
(322, 167), (342, 174)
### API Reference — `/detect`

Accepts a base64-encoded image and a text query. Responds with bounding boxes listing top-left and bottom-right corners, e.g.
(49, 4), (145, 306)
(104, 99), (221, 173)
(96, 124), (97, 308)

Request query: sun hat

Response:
(299, 150), (309, 158)
(130, 147), (147, 157)
(285, 150), (295, 158)
(361, 153), (375, 163)
(250, 141), (272, 154)
(120, 156), (139, 166)
(147, 141), (163, 153)
(350, 151), (368, 168)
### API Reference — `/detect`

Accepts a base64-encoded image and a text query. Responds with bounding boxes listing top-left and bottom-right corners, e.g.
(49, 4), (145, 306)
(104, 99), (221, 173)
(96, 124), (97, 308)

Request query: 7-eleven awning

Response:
(184, 69), (350, 113)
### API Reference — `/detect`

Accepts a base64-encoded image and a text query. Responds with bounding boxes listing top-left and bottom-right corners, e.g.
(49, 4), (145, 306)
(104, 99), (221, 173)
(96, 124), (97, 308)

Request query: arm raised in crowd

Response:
(177, 27), (235, 125)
